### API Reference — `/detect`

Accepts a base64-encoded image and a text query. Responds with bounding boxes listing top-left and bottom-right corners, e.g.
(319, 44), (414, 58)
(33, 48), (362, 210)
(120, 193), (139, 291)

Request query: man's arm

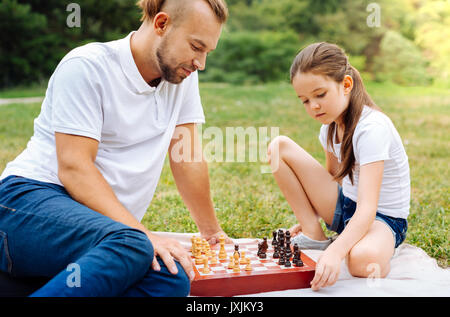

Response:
(55, 132), (194, 280)
(168, 123), (231, 244)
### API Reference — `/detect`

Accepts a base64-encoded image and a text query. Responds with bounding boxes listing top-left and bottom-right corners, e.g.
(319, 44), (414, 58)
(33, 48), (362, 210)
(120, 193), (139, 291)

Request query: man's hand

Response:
(146, 232), (195, 282)
(201, 230), (233, 245)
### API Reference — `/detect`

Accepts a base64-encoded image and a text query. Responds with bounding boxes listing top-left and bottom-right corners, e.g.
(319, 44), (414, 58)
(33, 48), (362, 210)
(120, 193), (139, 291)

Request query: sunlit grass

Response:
(0, 81), (448, 267)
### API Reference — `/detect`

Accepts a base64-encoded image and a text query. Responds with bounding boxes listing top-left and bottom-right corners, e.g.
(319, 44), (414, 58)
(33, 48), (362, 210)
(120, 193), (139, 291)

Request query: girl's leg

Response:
(346, 220), (395, 278)
(267, 136), (338, 241)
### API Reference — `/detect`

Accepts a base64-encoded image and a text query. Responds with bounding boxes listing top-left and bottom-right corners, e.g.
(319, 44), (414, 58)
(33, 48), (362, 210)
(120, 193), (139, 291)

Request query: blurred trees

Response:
(0, 0), (140, 88)
(0, 0), (448, 88)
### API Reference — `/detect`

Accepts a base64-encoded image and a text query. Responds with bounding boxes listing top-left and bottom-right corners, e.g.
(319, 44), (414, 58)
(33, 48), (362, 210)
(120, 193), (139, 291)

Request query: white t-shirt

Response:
(319, 106), (410, 219)
(0, 32), (205, 221)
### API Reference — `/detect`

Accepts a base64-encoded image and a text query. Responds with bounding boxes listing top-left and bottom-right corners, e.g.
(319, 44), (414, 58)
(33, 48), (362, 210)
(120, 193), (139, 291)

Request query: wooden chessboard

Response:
(189, 241), (316, 296)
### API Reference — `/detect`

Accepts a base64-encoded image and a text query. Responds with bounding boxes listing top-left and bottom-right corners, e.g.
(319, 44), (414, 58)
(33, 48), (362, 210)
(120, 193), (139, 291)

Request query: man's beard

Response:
(156, 39), (184, 84)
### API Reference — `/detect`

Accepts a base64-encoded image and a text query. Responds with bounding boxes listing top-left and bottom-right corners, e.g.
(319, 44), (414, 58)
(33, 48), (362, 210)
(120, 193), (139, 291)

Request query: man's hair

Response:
(136, 0), (228, 24)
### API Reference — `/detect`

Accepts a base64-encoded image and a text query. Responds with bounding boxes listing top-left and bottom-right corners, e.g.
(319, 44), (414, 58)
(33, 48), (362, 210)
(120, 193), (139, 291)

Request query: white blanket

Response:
(155, 232), (450, 297)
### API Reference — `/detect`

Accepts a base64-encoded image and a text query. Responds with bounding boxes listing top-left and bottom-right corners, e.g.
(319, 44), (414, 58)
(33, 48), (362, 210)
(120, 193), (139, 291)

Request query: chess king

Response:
(0, 0), (231, 297)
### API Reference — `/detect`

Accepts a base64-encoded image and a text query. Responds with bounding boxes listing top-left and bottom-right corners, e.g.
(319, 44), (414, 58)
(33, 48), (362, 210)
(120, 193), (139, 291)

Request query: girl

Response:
(267, 42), (409, 291)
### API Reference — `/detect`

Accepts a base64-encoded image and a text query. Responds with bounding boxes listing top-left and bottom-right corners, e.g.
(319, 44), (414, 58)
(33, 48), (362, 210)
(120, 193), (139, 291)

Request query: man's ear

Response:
(343, 75), (353, 95)
(153, 12), (170, 36)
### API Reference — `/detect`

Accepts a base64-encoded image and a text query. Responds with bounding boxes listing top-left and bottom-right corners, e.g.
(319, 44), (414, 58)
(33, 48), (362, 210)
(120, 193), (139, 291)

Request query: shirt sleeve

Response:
(318, 124), (328, 151)
(353, 122), (391, 166)
(176, 71), (205, 126)
(51, 57), (103, 141)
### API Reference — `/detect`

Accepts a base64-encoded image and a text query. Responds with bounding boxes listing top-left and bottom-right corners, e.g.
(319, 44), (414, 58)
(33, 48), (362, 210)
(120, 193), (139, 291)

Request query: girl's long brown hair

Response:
(290, 42), (379, 185)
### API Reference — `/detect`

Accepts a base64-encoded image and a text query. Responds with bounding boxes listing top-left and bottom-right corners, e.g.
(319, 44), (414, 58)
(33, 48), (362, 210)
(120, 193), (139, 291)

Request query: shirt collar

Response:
(119, 31), (163, 94)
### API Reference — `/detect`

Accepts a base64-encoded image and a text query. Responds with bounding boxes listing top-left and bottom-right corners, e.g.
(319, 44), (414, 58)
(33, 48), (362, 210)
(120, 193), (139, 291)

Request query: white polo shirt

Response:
(0, 32), (205, 221)
(319, 106), (410, 219)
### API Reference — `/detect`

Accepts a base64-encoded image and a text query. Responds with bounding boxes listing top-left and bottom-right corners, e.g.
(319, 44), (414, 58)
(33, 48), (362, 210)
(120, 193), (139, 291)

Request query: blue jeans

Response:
(0, 175), (190, 297)
(326, 184), (408, 248)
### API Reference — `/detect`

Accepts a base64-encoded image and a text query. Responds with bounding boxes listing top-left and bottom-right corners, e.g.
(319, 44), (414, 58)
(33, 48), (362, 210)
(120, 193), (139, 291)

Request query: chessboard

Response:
(189, 231), (316, 296)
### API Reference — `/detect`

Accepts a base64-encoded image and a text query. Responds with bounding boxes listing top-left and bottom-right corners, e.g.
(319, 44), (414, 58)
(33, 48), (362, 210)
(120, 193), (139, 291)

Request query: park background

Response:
(0, 0), (448, 267)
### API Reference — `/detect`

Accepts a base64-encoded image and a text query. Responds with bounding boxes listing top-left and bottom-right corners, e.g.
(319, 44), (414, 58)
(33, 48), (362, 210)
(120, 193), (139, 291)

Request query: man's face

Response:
(155, 2), (223, 84)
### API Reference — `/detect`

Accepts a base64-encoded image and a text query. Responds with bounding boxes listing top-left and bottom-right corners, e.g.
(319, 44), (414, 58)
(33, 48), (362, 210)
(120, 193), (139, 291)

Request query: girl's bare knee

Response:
(347, 246), (389, 278)
(267, 135), (292, 164)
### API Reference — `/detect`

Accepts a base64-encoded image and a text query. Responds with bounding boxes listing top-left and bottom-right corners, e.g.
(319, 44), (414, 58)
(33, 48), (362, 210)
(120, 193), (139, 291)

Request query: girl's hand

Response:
(288, 223), (302, 237)
(310, 248), (342, 291)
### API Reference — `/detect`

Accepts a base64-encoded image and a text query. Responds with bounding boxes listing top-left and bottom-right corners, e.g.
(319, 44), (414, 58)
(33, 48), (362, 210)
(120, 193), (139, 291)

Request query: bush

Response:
(0, 0), (141, 88)
(200, 31), (302, 85)
(372, 30), (432, 86)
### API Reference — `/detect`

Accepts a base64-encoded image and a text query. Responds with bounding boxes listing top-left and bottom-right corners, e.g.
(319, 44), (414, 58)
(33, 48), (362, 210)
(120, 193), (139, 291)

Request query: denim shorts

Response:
(326, 184), (408, 248)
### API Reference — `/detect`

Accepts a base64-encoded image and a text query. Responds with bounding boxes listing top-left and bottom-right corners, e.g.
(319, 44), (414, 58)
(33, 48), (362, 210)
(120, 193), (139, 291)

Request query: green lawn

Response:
(0, 81), (448, 267)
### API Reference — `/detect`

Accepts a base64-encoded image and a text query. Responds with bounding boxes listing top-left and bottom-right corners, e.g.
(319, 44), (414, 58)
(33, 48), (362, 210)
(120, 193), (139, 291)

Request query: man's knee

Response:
(168, 261), (191, 297)
(105, 228), (154, 275)
(132, 259), (191, 297)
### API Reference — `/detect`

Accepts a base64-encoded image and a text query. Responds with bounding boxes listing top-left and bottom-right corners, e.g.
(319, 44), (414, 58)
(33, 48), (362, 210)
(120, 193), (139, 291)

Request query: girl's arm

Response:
(310, 160), (384, 291)
(327, 160), (384, 258)
(325, 149), (340, 183)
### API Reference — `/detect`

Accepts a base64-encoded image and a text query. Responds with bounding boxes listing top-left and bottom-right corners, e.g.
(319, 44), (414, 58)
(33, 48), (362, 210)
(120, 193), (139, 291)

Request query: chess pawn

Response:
(234, 250), (240, 265)
(245, 261), (252, 271)
(278, 249), (285, 265)
(202, 239), (209, 254)
(191, 236), (196, 254)
(227, 256), (234, 269)
(233, 244), (240, 258)
(240, 251), (247, 264)
(218, 241), (227, 260)
(272, 247), (280, 259)
(210, 255), (218, 264)
(233, 259), (241, 273)
(284, 253), (291, 267)
(194, 238), (202, 259)
(202, 256), (211, 274)
(272, 230), (277, 246)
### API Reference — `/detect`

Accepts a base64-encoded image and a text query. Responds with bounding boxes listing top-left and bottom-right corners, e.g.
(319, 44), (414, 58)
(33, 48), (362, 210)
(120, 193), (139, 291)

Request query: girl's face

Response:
(292, 72), (352, 126)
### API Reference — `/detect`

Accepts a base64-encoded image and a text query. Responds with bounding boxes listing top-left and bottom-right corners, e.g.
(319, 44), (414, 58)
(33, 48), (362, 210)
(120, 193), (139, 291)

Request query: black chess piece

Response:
(277, 229), (284, 245)
(295, 258), (304, 267)
(272, 230), (277, 245)
(272, 247), (279, 259)
(294, 246), (303, 267)
(234, 244), (240, 257)
(261, 237), (268, 252)
(277, 249), (285, 265)
(284, 253), (291, 267)
(285, 240), (291, 257)
(278, 233), (285, 249)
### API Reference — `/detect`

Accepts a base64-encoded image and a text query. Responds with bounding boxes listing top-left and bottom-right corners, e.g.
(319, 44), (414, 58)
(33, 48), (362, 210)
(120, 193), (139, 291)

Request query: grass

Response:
(0, 81), (448, 267)
(0, 83), (47, 99)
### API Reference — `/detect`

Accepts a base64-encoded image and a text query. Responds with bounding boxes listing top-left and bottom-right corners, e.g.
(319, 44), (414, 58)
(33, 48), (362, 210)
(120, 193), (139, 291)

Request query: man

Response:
(0, 0), (230, 296)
